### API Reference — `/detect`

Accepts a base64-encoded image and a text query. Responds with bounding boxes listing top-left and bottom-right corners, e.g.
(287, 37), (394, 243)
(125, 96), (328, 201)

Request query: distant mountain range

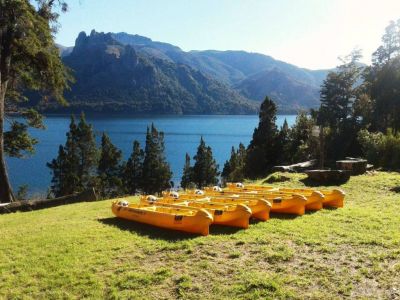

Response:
(53, 30), (330, 114)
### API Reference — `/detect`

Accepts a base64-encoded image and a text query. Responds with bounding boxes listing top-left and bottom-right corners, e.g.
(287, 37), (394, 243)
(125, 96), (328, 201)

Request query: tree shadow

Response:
(98, 217), (198, 241)
(390, 186), (400, 193)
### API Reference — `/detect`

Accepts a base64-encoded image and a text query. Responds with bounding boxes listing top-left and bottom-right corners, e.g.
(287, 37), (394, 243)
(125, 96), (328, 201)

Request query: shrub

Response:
(358, 129), (400, 169)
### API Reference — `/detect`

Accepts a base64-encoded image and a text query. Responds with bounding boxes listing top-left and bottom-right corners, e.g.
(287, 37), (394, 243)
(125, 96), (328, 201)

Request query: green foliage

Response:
(97, 133), (123, 198)
(191, 137), (219, 188)
(372, 19), (400, 66)
(180, 153), (193, 190)
(316, 50), (364, 161)
(16, 184), (29, 200)
(286, 112), (318, 163)
(358, 129), (400, 169)
(222, 143), (246, 183)
(245, 96), (280, 178)
(0, 0), (72, 203)
(4, 121), (38, 158)
(47, 114), (98, 197)
(318, 50), (363, 129)
(123, 140), (144, 195)
(141, 124), (172, 194)
(366, 56), (400, 132)
(75, 113), (99, 189)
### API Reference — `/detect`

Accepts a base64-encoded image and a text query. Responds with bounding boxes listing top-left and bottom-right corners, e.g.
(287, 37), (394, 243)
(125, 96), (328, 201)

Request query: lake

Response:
(6, 114), (296, 195)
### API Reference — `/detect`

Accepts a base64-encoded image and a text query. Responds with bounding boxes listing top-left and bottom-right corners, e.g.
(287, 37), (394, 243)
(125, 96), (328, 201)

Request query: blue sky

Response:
(55, 0), (400, 69)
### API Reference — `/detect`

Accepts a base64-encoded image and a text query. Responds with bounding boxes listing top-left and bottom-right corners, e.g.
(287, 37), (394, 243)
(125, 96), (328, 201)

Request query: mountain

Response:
(47, 30), (258, 114)
(111, 32), (330, 107)
(234, 68), (320, 111)
(55, 31), (331, 113)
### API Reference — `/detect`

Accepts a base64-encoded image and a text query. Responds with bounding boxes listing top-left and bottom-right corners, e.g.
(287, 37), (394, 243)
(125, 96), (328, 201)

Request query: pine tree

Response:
(48, 114), (98, 197)
(222, 147), (236, 182)
(222, 143), (246, 183)
(123, 140), (144, 195)
(287, 112), (317, 163)
(245, 96), (280, 178)
(181, 153), (193, 189)
(76, 113), (98, 189)
(191, 137), (219, 188)
(47, 116), (80, 197)
(318, 50), (362, 129)
(142, 124), (172, 194)
(98, 133), (123, 198)
(277, 118), (291, 164)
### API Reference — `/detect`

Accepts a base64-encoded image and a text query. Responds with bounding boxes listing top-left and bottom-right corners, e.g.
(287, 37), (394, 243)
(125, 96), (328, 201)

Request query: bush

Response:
(358, 129), (400, 169)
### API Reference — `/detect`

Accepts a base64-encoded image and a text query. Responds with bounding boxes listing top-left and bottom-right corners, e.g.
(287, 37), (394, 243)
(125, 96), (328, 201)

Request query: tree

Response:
(286, 112), (317, 163)
(222, 143), (246, 183)
(47, 116), (80, 197)
(123, 140), (144, 195)
(191, 137), (219, 188)
(222, 147), (236, 183)
(277, 118), (291, 164)
(75, 113), (98, 190)
(372, 19), (400, 66)
(245, 96), (280, 178)
(48, 114), (98, 197)
(180, 153), (193, 190)
(141, 124), (172, 194)
(371, 57), (400, 131)
(317, 50), (364, 160)
(0, 0), (72, 202)
(318, 50), (363, 129)
(97, 133), (123, 198)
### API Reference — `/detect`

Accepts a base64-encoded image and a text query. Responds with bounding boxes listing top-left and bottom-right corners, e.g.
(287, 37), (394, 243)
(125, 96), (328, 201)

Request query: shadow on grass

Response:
(269, 213), (300, 220)
(99, 217), (245, 239)
(98, 217), (197, 241)
(209, 224), (244, 235)
(390, 186), (400, 193)
(300, 177), (349, 187)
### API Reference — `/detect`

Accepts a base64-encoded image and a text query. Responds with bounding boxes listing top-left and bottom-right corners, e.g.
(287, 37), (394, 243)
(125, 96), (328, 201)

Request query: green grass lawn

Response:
(1, 172), (400, 299)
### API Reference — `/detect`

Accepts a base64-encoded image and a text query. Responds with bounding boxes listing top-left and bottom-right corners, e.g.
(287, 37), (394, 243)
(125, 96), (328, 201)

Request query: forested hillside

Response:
(47, 31), (258, 114)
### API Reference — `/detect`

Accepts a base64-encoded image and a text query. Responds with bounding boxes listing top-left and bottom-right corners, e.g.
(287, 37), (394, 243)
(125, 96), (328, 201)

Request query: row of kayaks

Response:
(111, 183), (345, 236)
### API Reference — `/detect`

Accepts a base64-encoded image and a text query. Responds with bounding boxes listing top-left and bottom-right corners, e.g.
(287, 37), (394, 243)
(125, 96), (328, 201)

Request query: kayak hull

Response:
(141, 197), (252, 228)
(320, 189), (345, 208)
(111, 201), (213, 236)
(268, 195), (306, 216)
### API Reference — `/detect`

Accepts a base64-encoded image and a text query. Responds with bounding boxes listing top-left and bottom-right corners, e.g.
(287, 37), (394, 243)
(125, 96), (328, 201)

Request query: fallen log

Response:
(273, 159), (317, 173)
(0, 188), (98, 214)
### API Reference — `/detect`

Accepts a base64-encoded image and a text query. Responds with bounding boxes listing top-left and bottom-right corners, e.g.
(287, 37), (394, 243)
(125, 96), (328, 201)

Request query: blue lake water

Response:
(6, 114), (296, 195)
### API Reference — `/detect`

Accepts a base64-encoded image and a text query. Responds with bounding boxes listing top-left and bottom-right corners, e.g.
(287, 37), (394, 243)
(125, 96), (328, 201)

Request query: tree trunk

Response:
(0, 82), (15, 203)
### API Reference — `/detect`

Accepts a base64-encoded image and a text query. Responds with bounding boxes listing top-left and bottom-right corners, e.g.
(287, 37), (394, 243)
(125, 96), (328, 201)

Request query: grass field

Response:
(1, 172), (400, 299)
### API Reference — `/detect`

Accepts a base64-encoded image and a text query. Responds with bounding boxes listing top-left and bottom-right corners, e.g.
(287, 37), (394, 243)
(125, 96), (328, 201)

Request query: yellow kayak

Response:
(189, 190), (307, 216)
(111, 199), (213, 236)
(260, 188), (344, 208)
(141, 196), (252, 228)
(261, 194), (307, 215)
(179, 195), (271, 221)
(226, 183), (345, 208)
(260, 191), (324, 211)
